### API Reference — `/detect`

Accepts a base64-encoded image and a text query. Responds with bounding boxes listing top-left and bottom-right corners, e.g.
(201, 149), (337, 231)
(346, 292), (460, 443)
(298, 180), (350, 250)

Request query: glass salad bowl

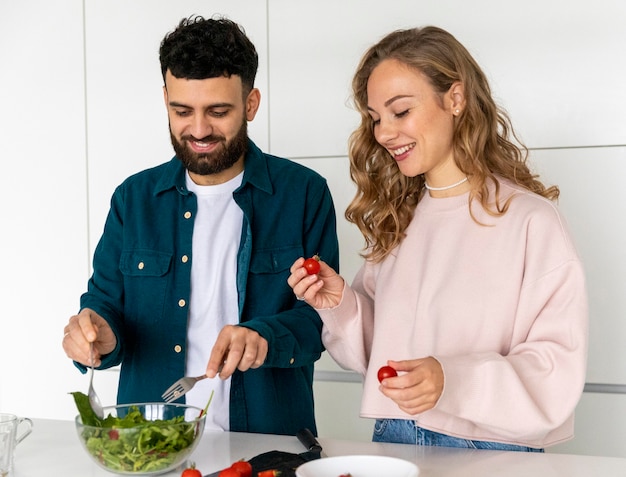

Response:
(75, 402), (206, 475)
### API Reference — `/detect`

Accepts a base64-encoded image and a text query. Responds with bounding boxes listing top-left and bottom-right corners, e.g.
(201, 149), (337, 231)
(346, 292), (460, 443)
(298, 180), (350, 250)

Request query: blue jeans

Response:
(373, 419), (544, 452)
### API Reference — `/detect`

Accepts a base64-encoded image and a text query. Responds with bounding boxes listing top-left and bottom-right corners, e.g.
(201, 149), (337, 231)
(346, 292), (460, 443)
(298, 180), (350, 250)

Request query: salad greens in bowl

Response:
(72, 392), (206, 475)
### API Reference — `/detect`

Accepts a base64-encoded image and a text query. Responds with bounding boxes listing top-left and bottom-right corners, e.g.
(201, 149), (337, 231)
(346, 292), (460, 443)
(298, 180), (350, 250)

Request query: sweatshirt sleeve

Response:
(433, 221), (589, 442)
(318, 262), (378, 376)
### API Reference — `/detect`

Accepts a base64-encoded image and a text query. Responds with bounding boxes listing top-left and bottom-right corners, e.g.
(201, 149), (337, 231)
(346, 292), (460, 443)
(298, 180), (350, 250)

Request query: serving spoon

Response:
(88, 342), (104, 419)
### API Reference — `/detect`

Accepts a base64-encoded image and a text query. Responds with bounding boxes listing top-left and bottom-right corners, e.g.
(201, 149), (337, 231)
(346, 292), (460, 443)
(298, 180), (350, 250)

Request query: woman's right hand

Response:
(288, 257), (345, 309)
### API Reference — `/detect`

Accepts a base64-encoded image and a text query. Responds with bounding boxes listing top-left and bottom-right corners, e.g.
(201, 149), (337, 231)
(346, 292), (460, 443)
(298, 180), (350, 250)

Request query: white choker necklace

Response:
(424, 177), (468, 191)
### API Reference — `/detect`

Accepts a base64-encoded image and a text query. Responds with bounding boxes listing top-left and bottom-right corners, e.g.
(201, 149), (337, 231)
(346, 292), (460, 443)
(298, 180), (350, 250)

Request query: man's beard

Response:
(170, 120), (248, 176)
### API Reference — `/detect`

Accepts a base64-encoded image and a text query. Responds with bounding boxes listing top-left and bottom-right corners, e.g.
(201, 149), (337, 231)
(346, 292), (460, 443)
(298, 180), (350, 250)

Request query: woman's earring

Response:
(455, 109), (460, 114)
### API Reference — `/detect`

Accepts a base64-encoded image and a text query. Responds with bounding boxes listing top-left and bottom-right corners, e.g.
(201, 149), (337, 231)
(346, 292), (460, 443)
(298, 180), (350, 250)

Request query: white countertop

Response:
(12, 419), (626, 476)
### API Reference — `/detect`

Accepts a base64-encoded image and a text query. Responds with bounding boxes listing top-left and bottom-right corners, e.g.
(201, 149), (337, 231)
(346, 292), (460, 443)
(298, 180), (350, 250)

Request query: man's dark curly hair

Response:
(159, 15), (258, 94)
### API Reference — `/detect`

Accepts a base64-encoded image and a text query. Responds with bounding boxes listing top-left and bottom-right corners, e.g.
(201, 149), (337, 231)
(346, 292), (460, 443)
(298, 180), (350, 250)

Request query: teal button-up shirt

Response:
(80, 140), (339, 435)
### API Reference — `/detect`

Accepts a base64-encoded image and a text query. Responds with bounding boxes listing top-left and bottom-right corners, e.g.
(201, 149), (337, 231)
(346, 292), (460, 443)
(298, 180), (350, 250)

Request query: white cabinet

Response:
(549, 392), (626, 457)
(531, 147), (626, 385)
(268, 0), (626, 157)
(0, 0), (89, 417)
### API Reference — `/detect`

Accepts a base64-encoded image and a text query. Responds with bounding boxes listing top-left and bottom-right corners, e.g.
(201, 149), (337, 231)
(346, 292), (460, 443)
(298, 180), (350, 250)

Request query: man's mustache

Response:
(182, 134), (225, 143)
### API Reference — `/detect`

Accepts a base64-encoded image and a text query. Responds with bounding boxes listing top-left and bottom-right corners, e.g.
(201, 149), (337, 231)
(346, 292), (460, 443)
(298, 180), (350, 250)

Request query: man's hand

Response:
(205, 325), (268, 379)
(62, 308), (116, 367)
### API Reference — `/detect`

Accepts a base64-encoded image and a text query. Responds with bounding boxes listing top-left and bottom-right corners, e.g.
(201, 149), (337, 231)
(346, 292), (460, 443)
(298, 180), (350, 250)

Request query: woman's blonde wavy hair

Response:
(347, 26), (559, 262)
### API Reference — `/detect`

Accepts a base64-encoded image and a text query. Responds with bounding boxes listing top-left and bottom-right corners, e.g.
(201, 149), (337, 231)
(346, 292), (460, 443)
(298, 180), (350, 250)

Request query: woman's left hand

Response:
(377, 357), (444, 415)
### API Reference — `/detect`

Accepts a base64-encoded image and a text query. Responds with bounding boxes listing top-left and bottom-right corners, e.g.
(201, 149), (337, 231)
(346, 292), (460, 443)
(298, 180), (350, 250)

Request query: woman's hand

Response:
(287, 257), (345, 309)
(377, 357), (444, 415)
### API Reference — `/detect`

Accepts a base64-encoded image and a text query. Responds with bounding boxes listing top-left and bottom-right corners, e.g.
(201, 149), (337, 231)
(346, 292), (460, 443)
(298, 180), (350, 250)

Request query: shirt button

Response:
(137, 261), (145, 270)
(181, 255), (189, 263)
(174, 345), (182, 353)
(289, 358), (295, 365)
(184, 211), (192, 219)
(178, 299), (186, 307)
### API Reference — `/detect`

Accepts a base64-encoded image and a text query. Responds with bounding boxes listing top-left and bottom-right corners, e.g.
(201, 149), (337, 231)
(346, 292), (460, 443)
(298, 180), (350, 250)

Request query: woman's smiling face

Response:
(366, 59), (459, 179)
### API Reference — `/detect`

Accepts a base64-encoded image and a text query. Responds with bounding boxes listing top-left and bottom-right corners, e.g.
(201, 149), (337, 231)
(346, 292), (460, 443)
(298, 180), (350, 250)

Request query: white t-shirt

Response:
(184, 170), (243, 431)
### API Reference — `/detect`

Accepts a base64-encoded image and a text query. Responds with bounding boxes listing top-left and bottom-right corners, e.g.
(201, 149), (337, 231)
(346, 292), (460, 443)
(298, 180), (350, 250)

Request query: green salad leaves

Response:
(71, 392), (200, 473)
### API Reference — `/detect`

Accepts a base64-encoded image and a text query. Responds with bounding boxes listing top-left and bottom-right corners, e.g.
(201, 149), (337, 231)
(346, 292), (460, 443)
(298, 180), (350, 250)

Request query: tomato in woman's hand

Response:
(377, 365), (398, 382)
(181, 463), (202, 477)
(302, 255), (321, 275)
(230, 461), (252, 477)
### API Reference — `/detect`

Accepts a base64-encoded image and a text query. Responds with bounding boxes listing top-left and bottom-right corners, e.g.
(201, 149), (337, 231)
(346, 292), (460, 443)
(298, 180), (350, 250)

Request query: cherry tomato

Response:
(257, 470), (281, 477)
(230, 461), (252, 477)
(217, 467), (241, 477)
(377, 365), (397, 382)
(302, 255), (321, 275)
(181, 462), (202, 477)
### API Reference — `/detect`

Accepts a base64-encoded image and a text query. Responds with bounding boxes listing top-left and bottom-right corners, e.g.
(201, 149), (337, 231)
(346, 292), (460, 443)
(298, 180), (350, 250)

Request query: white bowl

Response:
(296, 455), (419, 477)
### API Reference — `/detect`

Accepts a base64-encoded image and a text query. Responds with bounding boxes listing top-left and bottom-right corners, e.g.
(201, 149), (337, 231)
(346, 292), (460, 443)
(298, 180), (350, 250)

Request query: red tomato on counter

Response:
(230, 461), (252, 477)
(257, 470), (280, 477)
(181, 463), (202, 477)
(217, 467), (241, 477)
(217, 460), (253, 477)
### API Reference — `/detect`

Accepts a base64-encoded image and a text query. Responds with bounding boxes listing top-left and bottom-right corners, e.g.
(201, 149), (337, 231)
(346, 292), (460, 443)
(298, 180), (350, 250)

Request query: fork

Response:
(161, 374), (208, 403)
(88, 342), (104, 418)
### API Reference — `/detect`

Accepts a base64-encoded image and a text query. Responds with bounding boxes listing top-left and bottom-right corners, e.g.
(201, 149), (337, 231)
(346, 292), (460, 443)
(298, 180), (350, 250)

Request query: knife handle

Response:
(297, 427), (321, 451)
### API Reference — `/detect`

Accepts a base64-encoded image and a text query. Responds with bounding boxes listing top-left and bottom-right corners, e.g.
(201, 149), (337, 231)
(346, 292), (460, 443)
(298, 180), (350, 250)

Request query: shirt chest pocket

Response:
(246, 246), (302, 314)
(249, 246), (302, 275)
(120, 250), (172, 276)
(120, 250), (172, 324)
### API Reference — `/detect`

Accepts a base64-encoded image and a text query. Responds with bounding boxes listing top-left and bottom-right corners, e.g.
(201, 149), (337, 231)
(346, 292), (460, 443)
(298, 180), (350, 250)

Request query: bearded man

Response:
(62, 15), (339, 436)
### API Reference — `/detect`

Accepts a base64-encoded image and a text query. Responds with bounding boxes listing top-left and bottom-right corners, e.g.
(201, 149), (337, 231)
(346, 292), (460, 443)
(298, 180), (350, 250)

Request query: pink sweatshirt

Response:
(319, 179), (588, 448)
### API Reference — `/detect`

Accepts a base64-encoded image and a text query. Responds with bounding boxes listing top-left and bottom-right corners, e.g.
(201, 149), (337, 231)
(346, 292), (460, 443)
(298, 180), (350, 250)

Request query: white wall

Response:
(1, 0), (625, 457)
(0, 0), (92, 419)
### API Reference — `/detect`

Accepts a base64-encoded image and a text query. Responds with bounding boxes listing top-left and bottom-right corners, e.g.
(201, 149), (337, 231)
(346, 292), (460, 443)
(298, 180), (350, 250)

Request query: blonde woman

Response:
(289, 26), (587, 451)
